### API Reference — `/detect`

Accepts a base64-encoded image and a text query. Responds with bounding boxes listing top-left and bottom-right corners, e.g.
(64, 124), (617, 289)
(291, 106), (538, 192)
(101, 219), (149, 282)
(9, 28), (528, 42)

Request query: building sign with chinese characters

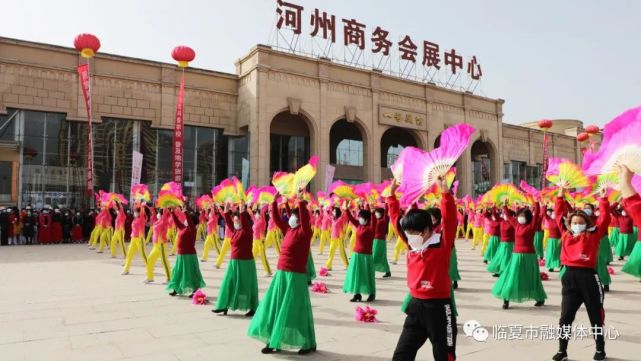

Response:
(378, 106), (427, 131)
(271, 0), (483, 93)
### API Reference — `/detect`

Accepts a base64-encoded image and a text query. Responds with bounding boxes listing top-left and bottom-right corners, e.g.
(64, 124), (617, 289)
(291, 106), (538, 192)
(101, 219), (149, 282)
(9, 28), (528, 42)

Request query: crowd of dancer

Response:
(62, 162), (639, 361)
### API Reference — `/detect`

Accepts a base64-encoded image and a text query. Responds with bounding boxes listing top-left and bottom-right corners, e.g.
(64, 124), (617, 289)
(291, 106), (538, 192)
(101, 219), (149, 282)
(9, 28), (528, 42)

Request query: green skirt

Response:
(372, 238), (391, 273)
(166, 254), (206, 295)
(609, 227), (619, 248)
(247, 270), (316, 350)
(306, 253), (316, 282)
(534, 231), (544, 258)
(483, 235), (501, 262)
(401, 289), (458, 317)
(492, 253), (547, 303)
(449, 247), (461, 282)
(622, 241), (641, 278)
(597, 235), (613, 265)
(487, 242), (514, 275)
(215, 259), (259, 311)
(545, 238), (561, 269)
(343, 252), (376, 295)
(615, 232), (633, 257)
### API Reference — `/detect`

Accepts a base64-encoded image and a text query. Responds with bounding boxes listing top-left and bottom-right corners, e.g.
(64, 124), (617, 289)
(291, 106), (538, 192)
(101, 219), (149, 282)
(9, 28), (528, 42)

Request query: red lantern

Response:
(73, 33), (101, 58)
(538, 119), (553, 130)
(585, 125), (600, 135)
(171, 46), (196, 68)
(577, 132), (589, 142)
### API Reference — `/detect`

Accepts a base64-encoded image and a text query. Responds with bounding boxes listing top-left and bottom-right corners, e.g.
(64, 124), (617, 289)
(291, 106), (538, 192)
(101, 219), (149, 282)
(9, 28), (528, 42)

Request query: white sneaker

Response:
(121, 271), (129, 275)
(144, 279), (154, 284)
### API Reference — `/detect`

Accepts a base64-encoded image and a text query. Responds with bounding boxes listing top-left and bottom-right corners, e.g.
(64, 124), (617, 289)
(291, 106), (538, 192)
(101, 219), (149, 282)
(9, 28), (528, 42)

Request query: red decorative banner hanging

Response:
(541, 133), (549, 189)
(172, 75), (185, 183)
(77, 63), (94, 196)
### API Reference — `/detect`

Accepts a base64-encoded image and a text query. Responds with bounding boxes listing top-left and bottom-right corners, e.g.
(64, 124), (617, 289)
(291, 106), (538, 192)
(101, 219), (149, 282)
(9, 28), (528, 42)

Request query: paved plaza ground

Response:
(0, 240), (640, 361)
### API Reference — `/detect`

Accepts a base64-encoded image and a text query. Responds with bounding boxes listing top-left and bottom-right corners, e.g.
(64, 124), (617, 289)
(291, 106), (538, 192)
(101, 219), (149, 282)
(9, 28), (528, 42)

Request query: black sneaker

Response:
(169, 291), (177, 296)
(452, 281), (458, 289)
(366, 294), (376, 302)
(552, 351), (568, 361)
(548, 268), (554, 272)
(383, 272), (391, 278)
(593, 350), (606, 360)
(535, 300), (545, 307)
(483, 260), (488, 264)
(603, 285), (610, 292)
(350, 294), (362, 302)
(245, 310), (255, 317)
(492, 273), (499, 278)
(502, 300), (509, 310)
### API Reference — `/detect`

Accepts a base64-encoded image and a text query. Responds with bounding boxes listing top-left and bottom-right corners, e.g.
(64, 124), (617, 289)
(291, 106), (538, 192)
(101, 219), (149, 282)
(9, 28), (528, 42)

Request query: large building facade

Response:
(0, 37), (587, 208)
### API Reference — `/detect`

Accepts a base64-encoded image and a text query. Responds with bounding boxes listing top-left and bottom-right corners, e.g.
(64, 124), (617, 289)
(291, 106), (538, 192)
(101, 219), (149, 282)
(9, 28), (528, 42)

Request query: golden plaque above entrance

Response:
(378, 105), (427, 131)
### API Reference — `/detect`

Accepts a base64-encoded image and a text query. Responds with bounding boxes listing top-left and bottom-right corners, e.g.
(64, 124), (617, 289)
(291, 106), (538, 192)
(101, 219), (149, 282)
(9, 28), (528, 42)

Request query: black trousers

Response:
(0, 226), (8, 246)
(393, 297), (457, 361)
(559, 266), (605, 352)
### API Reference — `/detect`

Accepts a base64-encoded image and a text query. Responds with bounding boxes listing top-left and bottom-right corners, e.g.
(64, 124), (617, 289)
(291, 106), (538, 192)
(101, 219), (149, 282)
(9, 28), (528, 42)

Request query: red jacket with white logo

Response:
(622, 194), (641, 234)
(388, 192), (455, 300)
(555, 196), (610, 269)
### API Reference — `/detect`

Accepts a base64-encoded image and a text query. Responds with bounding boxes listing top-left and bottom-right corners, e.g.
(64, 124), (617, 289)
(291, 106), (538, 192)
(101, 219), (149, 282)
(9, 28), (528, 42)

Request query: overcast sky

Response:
(3, 0), (640, 126)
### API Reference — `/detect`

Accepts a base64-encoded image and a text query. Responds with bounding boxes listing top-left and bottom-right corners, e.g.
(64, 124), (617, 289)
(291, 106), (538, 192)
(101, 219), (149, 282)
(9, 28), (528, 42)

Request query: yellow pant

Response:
(89, 225), (102, 248)
(311, 227), (320, 245)
(393, 237), (407, 263)
(167, 228), (178, 255)
(319, 230), (330, 254)
(98, 227), (113, 253)
(543, 229), (550, 249)
(215, 237), (231, 268)
(326, 238), (349, 269)
(265, 230), (281, 254)
(124, 237), (148, 272)
(202, 232), (221, 261)
(456, 225), (465, 239)
(480, 233), (490, 256)
(146, 242), (171, 281)
(196, 223), (206, 242)
(471, 227), (483, 250)
(145, 227), (153, 245)
(465, 224), (474, 240)
(110, 228), (127, 258)
(252, 238), (271, 275)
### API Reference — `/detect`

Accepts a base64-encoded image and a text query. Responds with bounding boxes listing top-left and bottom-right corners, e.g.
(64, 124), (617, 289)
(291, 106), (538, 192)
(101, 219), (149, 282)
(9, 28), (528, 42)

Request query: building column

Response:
(316, 62), (330, 193)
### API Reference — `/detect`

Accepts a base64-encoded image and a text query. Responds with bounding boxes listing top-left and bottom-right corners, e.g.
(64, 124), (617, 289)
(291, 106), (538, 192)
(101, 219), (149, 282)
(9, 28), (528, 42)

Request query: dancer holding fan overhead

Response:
(342, 199), (378, 302)
(389, 176), (457, 361)
(248, 188), (316, 355)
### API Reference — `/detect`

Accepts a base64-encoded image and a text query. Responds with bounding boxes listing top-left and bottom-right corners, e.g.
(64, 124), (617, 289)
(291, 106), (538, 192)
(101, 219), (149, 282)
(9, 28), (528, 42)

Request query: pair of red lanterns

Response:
(72, 33), (195, 66)
(537, 119), (599, 143)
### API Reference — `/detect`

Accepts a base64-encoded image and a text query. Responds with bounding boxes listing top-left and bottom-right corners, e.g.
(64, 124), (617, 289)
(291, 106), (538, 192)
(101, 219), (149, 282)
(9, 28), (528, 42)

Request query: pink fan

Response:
(390, 147), (411, 183)
(355, 306), (378, 323)
(546, 157), (571, 177)
(311, 282), (328, 294)
(519, 180), (541, 198)
(538, 258), (546, 267)
(607, 266), (615, 275)
(540, 272), (549, 281)
(583, 106), (641, 176)
(400, 124), (475, 205)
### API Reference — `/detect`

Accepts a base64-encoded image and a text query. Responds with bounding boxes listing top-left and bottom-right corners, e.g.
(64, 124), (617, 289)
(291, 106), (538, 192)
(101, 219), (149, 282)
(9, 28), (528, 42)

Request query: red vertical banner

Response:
(541, 132), (549, 189)
(77, 63), (94, 196)
(172, 75), (185, 183)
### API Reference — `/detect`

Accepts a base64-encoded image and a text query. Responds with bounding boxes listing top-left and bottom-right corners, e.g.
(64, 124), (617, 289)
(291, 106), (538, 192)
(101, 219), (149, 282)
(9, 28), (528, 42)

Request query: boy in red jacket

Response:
(389, 177), (457, 361)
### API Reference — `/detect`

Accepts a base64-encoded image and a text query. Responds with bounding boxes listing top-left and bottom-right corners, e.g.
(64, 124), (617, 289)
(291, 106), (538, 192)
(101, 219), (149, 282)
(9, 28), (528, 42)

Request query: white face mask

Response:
(288, 216), (299, 228)
(134, 212), (139, 217)
(183, 220), (189, 227)
(583, 209), (593, 216)
(375, 213), (382, 219)
(502, 214), (508, 221)
(407, 234), (425, 249)
(550, 213), (556, 220)
(156, 214), (161, 220)
(358, 217), (367, 225)
(571, 224), (586, 235)
(233, 222), (241, 230)
(517, 217), (527, 225)
(622, 211), (627, 216)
